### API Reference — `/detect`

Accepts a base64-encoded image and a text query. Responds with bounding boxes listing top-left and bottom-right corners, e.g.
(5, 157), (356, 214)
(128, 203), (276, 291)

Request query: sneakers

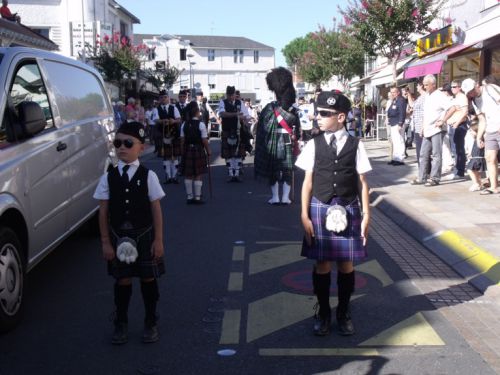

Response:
(424, 180), (439, 187)
(410, 179), (424, 185)
(142, 323), (159, 343)
(468, 183), (482, 192)
(111, 322), (128, 345)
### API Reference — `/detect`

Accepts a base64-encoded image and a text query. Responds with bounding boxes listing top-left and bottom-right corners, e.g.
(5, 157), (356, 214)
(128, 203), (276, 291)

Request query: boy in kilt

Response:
(179, 101), (211, 204)
(93, 122), (166, 345)
(218, 86), (247, 182)
(156, 90), (181, 184)
(254, 67), (300, 204)
(295, 90), (372, 337)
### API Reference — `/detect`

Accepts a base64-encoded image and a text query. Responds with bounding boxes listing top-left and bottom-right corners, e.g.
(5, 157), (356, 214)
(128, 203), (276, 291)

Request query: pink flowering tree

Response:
(340, 0), (444, 83)
(87, 32), (148, 90)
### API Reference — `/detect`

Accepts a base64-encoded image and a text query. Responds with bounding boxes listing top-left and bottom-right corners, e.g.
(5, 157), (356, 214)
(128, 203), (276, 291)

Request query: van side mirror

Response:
(17, 101), (46, 137)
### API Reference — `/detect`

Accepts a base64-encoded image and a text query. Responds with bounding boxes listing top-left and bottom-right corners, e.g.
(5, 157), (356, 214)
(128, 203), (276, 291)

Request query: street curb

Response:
(370, 189), (500, 294)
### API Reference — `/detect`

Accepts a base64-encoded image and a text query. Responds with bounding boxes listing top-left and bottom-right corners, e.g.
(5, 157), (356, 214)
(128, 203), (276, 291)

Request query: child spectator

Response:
(465, 116), (487, 191)
(93, 122), (165, 345)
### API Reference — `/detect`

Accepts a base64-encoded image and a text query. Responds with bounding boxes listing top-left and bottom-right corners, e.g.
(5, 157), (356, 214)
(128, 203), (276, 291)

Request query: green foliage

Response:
(86, 32), (147, 84)
(282, 27), (365, 87)
(145, 65), (182, 91)
(340, 0), (444, 60)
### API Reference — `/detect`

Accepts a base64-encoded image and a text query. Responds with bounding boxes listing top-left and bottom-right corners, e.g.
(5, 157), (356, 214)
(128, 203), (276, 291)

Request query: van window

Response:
(43, 60), (109, 126)
(1, 62), (53, 147)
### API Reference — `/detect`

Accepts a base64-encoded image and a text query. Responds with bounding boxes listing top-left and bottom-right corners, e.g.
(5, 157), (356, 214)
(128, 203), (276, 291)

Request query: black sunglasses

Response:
(113, 139), (137, 149)
(318, 110), (340, 117)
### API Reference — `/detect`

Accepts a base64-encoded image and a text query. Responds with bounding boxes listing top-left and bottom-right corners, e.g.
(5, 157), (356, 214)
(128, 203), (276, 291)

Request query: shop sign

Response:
(416, 25), (454, 57)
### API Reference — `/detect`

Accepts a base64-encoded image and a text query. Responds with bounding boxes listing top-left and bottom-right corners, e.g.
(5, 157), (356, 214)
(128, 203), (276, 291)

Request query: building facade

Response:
(135, 34), (276, 104)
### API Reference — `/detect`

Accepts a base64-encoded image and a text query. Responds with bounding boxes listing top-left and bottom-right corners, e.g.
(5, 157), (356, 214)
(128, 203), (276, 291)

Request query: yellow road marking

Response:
(249, 244), (303, 275)
(228, 272), (243, 291)
(359, 312), (445, 346)
(437, 230), (500, 284)
(219, 310), (241, 344)
(232, 245), (245, 261)
(259, 348), (379, 356)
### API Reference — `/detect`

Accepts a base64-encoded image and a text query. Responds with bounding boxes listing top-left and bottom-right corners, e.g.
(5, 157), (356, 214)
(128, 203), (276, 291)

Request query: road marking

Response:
(219, 310), (241, 344)
(359, 312), (445, 346)
(435, 230), (500, 284)
(356, 259), (394, 287)
(249, 243), (303, 275)
(259, 348), (379, 356)
(228, 272), (243, 291)
(232, 245), (245, 261)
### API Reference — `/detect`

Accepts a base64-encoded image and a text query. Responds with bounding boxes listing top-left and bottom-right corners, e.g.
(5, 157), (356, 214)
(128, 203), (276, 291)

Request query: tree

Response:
(86, 32), (147, 95)
(340, 0), (443, 83)
(145, 65), (182, 92)
(282, 35), (312, 69)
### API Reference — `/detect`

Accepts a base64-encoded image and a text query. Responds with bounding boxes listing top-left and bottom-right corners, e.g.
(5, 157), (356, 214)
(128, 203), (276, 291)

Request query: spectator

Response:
(1, 0), (20, 22)
(465, 116), (487, 191)
(462, 78), (500, 194)
(114, 101), (126, 127)
(125, 97), (137, 122)
(439, 84), (455, 175)
(386, 86), (407, 165)
(411, 80), (426, 166)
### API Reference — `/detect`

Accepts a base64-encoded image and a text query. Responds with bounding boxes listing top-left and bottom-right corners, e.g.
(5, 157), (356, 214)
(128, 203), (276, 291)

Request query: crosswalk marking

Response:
(249, 244), (303, 275)
(228, 272), (243, 291)
(219, 310), (241, 344)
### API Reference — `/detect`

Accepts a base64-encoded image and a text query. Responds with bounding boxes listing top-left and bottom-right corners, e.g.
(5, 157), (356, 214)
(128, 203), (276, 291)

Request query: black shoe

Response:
(393, 161), (405, 166)
(387, 160), (395, 165)
(313, 310), (331, 336)
(111, 322), (128, 345)
(142, 323), (159, 343)
(193, 199), (205, 205)
(186, 198), (194, 204)
(337, 317), (355, 336)
(172, 178), (179, 184)
(234, 176), (242, 182)
(164, 178), (172, 184)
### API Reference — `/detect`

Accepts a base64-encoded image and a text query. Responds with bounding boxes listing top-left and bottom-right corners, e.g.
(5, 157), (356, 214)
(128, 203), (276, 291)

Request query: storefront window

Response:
(448, 51), (481, 83)
(490, 49), (500, 81)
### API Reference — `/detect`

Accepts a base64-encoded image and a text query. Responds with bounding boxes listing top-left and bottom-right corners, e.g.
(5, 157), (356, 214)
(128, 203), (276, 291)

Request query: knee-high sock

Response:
(316, 271), (331, 317)
(194, 180), (203, 199)
(337, 271), (355, 318)
(226, 160), (233, 176)
(114, 283), (132, 323)
(171, 159), (178, 178)
(184, 179), (193, 198)
(234, 158), (242, 176)
(269, 182), (279, 203)
(282, 182), (291, 203)
(141, 280), (159, 324)
(163, 160), (172, 179)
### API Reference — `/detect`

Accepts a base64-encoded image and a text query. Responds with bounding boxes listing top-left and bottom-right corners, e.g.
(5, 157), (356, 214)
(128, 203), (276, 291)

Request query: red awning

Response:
(404, 60), (444, 79)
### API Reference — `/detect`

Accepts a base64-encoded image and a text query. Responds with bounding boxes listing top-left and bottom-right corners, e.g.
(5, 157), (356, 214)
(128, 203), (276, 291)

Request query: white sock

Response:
(164, 161), (172, 179)
(268, 182), (280, 204)
(184, 179), (193, 198)
(282, 182), (291, 204)
(234, 158), (241, 176)
(194, 180), (203, 199)
(171, 160), (178, 178)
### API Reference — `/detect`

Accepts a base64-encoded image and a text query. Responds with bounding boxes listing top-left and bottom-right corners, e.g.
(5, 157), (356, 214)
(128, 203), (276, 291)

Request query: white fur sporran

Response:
(116, 237), (138, 264)
(163, 137), (172, 145)
(227, 134), (238, 146)
(325, 205), (348, 233)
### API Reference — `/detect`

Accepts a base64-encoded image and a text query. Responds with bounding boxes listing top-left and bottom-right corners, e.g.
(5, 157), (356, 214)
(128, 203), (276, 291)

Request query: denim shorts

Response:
(484, 132), (500, 151)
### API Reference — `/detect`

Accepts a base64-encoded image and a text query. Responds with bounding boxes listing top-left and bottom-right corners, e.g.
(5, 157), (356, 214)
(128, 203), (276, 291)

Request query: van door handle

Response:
(56, 142), (67, 152)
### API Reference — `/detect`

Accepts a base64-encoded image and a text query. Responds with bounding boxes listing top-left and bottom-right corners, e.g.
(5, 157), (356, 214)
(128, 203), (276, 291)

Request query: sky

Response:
(118, 0), (349, 67)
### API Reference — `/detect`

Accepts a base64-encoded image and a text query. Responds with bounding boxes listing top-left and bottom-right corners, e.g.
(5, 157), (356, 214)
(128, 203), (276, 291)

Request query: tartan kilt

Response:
(180, 144), (208, 176)
(221, 131), (246, 159)
(301, 196), (367, 262)
(163, 138), (181, 158)
(107, 227), (165, 279)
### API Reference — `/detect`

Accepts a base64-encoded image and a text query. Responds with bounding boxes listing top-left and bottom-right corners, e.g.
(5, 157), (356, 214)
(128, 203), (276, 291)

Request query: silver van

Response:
(0, 47), (116, 332)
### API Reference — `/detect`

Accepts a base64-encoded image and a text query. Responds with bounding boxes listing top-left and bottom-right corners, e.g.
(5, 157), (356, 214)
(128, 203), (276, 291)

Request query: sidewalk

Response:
(364, 138), (500, 294)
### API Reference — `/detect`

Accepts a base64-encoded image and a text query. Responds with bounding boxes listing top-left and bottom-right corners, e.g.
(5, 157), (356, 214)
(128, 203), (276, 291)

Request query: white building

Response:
(134, 34), (276, 104)
(7, 0), (139, 59)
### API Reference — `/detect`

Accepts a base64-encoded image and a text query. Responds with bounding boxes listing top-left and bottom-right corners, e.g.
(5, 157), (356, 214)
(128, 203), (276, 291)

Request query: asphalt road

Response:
(0, 139), (495, 375)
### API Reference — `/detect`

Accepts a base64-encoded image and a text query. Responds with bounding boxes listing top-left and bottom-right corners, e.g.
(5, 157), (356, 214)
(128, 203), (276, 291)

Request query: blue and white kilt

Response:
(108, 226), (165, 279)
(301, 196), (367, 262)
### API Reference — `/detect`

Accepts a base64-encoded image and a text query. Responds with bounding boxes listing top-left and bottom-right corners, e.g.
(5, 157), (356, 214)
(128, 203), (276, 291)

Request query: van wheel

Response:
(0, 227), (24, 333)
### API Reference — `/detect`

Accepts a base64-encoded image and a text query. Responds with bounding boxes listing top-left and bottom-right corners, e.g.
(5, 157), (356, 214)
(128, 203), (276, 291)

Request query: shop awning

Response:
(464, 6), (500, 45)
(370, 56), (414, 86)
(403, 43), (474, 79)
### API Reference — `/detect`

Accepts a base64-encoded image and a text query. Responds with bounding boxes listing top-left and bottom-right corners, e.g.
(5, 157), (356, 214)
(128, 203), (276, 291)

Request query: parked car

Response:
(0, 47), (116, 332)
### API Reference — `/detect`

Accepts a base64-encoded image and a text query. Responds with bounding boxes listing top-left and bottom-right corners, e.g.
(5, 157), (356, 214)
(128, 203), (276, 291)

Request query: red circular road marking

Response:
(281, 269), (368, 293)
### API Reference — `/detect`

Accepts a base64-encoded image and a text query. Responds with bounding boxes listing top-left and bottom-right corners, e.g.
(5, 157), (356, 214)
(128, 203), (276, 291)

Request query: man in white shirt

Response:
(462, 78), (500, 194)
(415, 74), (452, 186)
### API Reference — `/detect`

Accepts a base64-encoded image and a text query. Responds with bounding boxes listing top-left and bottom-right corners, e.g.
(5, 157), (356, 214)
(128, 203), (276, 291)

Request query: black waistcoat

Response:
(221, 99), (241, 132)
(184, 119), (202, 145)
(199, 102), (210, 125)
(176, 103), (187, 121)
(108, 165), (152, 230)
(157, 104), (175, 120)
(312, 135), (359, 203)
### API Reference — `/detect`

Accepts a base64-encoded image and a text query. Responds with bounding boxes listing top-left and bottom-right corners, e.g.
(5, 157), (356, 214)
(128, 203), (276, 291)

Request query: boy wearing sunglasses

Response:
(94, 122), (166, 345)
(296, 91), (372, 337)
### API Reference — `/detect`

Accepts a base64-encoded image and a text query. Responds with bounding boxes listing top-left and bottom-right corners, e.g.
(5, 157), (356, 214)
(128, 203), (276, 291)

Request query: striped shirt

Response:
(412, 94), (425, 133)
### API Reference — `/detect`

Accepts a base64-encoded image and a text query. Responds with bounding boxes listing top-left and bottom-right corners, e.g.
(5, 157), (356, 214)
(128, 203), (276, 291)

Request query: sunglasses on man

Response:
(113, 139), (139, 149)
(317, 110), (340, 118)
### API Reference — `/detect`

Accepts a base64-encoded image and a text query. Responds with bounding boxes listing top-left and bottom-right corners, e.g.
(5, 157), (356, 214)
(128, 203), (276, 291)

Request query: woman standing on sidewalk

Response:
(296, 90), (372, 337)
